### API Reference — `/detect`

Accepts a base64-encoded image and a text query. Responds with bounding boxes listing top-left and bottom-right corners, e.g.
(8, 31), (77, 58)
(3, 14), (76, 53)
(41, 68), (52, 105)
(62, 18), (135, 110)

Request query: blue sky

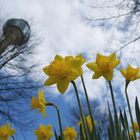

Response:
(1, 0), (140, 140)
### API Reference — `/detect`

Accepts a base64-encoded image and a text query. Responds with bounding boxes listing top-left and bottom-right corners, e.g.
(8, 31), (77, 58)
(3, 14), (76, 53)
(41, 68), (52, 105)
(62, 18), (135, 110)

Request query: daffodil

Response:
(129, 131), (134, 140)
(31, 90), (46, 117)
(35, 124), (53, 140)
(78, 115), (96, 131)
(43, 55), (85, 93)
(86, 53), (120, 81)
(63, 127), (77, 140)
(120, 65), (140, 81)
(0, 123), (16, 140)
(131, 122), (140, 132)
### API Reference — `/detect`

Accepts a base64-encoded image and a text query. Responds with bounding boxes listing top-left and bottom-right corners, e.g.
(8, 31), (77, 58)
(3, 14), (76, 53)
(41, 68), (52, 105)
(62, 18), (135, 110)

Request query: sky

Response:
(0, 0), (140, 140)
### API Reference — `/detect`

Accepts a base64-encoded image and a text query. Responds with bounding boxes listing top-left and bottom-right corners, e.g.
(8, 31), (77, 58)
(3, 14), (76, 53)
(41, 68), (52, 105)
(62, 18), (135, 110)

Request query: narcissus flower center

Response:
(48, 63), (72, 79)
(97, 57), (112, 72)
(128, 71), (138, 79)
(99, 63), (111, 72)
(40, 131), (48, 138)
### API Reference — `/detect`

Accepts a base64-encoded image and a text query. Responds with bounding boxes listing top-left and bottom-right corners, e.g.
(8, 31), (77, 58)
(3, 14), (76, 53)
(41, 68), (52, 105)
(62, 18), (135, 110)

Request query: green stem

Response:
(108, 81), (117, 116)
(125, 83), (137, 140)
(46, 102), (63, 139)
(108, 81), (122, 140)
(71, 81), (89, 140)
(12, 136), (15, 140)
(81, 76), (97, 139)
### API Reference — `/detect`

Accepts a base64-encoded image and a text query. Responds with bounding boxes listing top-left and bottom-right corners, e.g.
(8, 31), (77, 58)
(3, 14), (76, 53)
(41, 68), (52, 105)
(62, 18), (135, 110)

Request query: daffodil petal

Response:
(86, 63), (98, 71)
(55, 55), (64, 63)
(68, 69), (81, 80)
(44, 78), (56, 86)
(9, 129), (16, 135)
(136, 74), (140, 79)
(109, 53), (116, 61)
(43, 66), (49, 75)
(103, 71), (113, 81)
(47, 125), (52, 130)
(57, 80), (69, 93)
(92, 72), (102, 79)
(38, 90), (45, 103)
(112, 59), (120, 68)
(120, 69), (127, 78)
(70, 59), (84, 68)
(40, 124), (45, 129)
(42, 109), (46, 117)
(31, 97), (39, 109)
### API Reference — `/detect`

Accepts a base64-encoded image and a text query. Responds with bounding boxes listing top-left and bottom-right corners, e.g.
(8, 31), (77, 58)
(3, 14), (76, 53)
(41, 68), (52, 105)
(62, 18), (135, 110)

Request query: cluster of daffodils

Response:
(0, 53), (140, 140)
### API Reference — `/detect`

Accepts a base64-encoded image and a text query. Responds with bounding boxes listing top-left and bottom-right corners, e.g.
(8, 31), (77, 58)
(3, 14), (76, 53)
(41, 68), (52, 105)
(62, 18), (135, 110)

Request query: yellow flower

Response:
(35, 124), (53, 140)
(31, 90), (46, 117)
(63, 127), (77, 140)
(78, 115), (96, 131)
(129, 131), (134, 140)
(0, 123), (16, 140)
(131, 122), (140, 132)
(86, 53), (120, 81)
(43, 55), (85, 93)
(120, 65), (140, 81)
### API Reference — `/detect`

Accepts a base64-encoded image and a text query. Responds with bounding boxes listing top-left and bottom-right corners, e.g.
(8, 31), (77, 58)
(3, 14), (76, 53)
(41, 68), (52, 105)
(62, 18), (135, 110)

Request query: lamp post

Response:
(0, 18), (30, 55)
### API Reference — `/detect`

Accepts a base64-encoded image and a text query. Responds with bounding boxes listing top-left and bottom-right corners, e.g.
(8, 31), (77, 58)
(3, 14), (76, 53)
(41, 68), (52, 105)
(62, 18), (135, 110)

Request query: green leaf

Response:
(120, 110), (130, 140)
(108, 127), (114, 140)
(124, 109), (129, 131)
(54, 128), (59, 140)
(108, 105), (116, 140)
(135, 97), (140, 130)
(80, 124), (85, 140)
(114, 112), (121, 140)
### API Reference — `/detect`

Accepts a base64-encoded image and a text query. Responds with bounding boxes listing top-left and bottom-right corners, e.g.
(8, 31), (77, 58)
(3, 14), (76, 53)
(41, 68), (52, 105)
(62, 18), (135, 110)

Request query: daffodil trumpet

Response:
(71, 81), (90, 140)
(125, 83), (137, 140)
(45, 102), (64, 140)
(80, 75), (97, 139)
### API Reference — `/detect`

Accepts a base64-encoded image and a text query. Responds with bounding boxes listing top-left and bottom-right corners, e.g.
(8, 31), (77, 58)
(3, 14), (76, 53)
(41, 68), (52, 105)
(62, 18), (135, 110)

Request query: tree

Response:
(81, 0), (140, 57)
(0, 18), (42, 133)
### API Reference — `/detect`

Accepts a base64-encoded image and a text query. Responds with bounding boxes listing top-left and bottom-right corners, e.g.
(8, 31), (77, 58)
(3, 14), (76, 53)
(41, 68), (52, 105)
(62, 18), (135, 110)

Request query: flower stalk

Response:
(71, 81), (89, 140)
(81, 75), (97, 139)
(125, 82), (137, 140)
(45, 102), (64, 139)
(108, 81), (117, 116)
(12, 136), (15, 140)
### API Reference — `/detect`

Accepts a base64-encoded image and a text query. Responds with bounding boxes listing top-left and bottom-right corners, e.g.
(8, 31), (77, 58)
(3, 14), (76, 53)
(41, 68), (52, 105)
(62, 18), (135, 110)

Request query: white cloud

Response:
(1, 0), (140, 105)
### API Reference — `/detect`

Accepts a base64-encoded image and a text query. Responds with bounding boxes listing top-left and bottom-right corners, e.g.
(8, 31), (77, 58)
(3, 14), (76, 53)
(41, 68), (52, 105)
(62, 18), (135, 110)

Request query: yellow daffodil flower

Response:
(31, 90), (46, 117)
(129, 131), (134, 140)
(35, 124), (53, 140)
(0, 123), (16, 140)
(43, 55), (85, 93)
(120, 65), (140, 81)
(78, 115), (96, 131)
(63, 127), (77, 140)
(86, 53), (120, 81)
(131, 122), (140, 132)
